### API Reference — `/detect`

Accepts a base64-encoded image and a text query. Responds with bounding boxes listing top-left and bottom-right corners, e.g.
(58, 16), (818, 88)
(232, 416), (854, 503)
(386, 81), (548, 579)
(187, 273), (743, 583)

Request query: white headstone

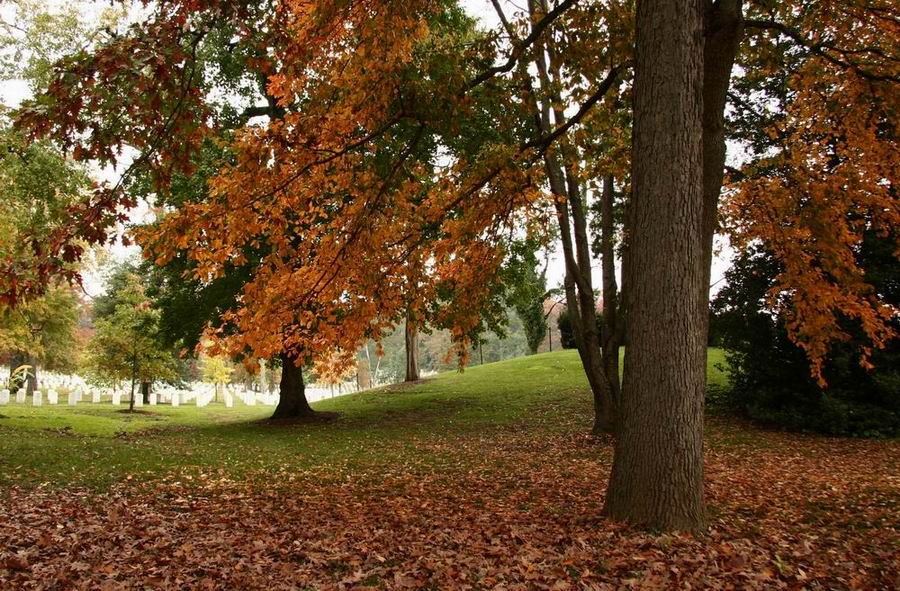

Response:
(92, 390), (101, 404)
(245, 390), (256, 406)
(111, 391), (121, 406)
(33, 390), (42, 406)
(67, 390), (77, 406)
(171, 391), (180, 407)
(196, 392), (208, 408)
(15, 389), (25, 404)
(0, 389), (8, 405)
(133, 392), (143, 407)
(47, 389), (58, 405)
(149, 392), (157, 405)
(224, 391), (233, 408)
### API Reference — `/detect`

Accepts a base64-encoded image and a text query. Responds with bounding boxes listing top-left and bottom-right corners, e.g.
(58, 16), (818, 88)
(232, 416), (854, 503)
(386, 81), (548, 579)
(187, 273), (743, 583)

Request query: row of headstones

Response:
(0, 386), (280, 408)
(0, 388), (91, 406)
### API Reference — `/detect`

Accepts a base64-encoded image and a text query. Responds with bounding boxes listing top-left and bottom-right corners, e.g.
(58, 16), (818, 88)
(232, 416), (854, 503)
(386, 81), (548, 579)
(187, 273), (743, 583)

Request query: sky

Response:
(3, 0), (733, 298)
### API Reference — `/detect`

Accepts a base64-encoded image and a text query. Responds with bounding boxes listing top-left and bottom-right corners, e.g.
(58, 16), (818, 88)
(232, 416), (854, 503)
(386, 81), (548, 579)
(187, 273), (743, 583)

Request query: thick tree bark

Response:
(271, 352), (315, 418)
(141, 381), (151, 404)
(404, 310), (420, 382)
(604, 0), (708, 532)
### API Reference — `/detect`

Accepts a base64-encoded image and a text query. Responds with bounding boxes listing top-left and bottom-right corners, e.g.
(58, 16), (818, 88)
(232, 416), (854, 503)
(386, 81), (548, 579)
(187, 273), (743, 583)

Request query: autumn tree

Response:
(0, 118), (90, 392)
(7, 0), (897, 531)
(0, 283), (81, 394)
(201, 354), (233, 401)
(723, 1), (899, 382)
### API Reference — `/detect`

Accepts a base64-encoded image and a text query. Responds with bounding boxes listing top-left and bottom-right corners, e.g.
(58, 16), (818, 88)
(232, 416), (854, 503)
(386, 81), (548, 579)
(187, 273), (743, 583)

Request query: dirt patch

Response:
(114, 409), (165, 417)
(257, 411), (341, 426)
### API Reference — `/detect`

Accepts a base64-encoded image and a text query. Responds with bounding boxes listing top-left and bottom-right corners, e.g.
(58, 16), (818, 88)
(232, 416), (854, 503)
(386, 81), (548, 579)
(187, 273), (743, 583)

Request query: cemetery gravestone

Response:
(0, 389), (8, 405)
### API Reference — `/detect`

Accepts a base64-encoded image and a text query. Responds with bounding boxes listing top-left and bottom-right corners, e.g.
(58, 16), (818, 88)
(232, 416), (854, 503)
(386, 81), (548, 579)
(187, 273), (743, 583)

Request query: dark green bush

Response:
(711, 239), (900, 438)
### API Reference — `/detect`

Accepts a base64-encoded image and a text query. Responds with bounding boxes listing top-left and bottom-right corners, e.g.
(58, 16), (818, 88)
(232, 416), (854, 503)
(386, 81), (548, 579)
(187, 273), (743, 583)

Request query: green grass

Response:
(0, 348), (729, 489)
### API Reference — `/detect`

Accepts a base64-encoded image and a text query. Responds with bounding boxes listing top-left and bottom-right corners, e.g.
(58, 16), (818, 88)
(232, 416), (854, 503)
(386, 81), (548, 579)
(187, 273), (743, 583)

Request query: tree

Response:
(9, 1), (623, 421)
(723, 1), (899, 383)
(0, 283), (81, 394)
(504, 242), (550, 355)
(512, 0), (628, 434)
(604, 0), (707, 532)
(85, 267), (177, 410)
(0, 118), (89, 392)
(201, 354), (233, 402)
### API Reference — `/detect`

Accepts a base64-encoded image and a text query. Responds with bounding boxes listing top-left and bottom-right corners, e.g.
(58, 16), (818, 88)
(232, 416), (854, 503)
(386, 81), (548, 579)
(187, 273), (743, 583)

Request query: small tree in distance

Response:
(85, 271), (176, 411)
(201, 354), (233, 402)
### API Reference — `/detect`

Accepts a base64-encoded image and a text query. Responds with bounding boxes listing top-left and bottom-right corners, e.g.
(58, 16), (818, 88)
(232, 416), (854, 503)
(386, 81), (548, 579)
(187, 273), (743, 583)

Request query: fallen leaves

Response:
(0, 423), (897, 589)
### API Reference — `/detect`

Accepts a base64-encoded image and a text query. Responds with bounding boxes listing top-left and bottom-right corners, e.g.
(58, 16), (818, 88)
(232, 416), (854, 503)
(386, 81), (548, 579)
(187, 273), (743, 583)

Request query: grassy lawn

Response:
(0, 348), (729, 488)
(0, 348), (896, 589)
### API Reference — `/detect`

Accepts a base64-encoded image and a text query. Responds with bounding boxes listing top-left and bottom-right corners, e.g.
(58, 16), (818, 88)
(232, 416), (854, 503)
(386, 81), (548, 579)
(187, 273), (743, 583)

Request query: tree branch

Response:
(744, 18), (899, 83)
(524, 63), (627, 151)
(464, 0), (580, 92)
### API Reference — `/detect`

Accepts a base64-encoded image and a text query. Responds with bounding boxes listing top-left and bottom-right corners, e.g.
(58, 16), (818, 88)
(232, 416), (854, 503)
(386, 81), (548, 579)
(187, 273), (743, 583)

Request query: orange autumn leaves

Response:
(726, 0), (899, 384)
(8, 0), (898, 384)
(138, 0), (547, 370)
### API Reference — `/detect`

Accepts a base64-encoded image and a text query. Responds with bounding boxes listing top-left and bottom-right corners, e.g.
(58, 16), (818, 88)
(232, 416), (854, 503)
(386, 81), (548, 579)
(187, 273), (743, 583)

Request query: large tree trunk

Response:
(141, 381), (151, 404)
(604, 0), (707, 532)
(272, 352), (315, 419)
(404, 310), (420, 382)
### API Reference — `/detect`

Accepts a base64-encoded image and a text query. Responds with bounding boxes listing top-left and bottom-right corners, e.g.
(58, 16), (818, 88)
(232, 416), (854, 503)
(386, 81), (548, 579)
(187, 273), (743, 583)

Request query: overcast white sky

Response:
(3, 0), (732, 298)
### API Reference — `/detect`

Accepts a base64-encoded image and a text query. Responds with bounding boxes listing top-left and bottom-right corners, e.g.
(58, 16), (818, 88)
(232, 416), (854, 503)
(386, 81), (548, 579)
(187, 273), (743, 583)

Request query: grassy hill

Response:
(0, 348), (728, 488)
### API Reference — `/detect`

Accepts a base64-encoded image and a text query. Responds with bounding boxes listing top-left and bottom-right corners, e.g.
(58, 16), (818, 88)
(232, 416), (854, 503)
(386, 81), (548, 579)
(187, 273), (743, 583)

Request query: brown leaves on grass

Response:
(0, 424), (898, 590)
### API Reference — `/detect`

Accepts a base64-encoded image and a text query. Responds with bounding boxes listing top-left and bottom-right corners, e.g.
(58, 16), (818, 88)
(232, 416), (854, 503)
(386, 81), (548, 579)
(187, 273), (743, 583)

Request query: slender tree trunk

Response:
(604, 0), (708, 532)
(600, 175), (622, 407)
(27, 355), (37, 396)
(701, 0), (744, 309)
(129, 350), (137, 413)
(404, 310), (420, 382)
(528, 0), (615, 433)
(271, 352), (315, 418)
(141, 381), (151, 404)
